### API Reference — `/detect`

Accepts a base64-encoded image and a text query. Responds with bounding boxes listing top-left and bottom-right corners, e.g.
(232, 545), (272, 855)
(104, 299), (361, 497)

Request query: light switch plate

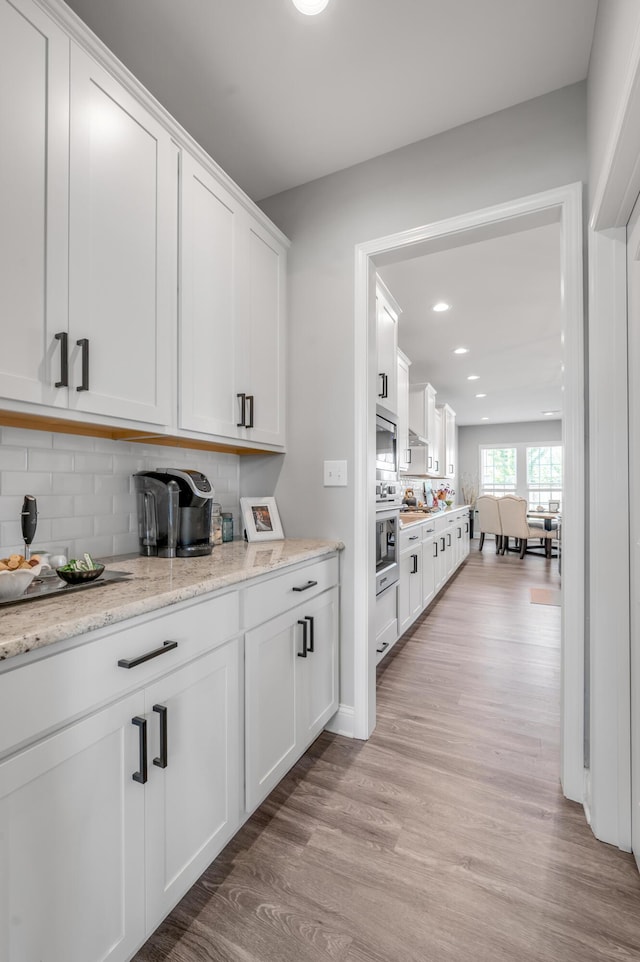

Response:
(324, 460), (347, 486)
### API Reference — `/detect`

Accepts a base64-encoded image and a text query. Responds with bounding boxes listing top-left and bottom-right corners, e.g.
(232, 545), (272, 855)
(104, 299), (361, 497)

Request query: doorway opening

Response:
(353, 184), (584, 803)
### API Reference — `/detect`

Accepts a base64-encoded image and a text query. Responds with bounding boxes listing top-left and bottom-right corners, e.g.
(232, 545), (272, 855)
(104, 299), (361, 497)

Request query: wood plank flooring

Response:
(134, 546), (640, 962)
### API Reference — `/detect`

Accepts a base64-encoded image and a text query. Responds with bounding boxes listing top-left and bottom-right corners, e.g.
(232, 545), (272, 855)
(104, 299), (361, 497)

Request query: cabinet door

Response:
(376, 291), (398, 416)
(444, 406), (456, 478)
(237, 218), (286, 447)
(422, 536), (436, 608)
(0, 0), (68, 407)
(245, 609), (299, 812)
(179, 153), (241, 438)
(397, 351), (411, 472)
(144, 640), (241, 928)
(297, 587), (339, 743)
(0, 691), (145, 962)
(398, 549), (422, 635)
(68, 45), (174, 424)
(435, 533), (447, 593)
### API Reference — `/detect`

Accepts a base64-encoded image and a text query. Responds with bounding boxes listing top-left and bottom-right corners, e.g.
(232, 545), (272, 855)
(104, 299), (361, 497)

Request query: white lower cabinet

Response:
(398, 541), (423, 635)
(422, 534), (436, 608)
(0, 690), (146, 962)
(245, 585), (339, 812)
(144, 641), (240, 930)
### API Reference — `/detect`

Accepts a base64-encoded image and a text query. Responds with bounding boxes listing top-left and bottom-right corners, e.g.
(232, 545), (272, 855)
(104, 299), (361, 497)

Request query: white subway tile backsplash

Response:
(94, 474), (129, 496)
(1, 427), (52, 448)
(28, 449), (74, 472)
(0, 431), (241, 560)
(2, 472), (52, 495)
(73, 452), (114, 473)
(52, 473), (94, 495)
(0, 447), (28, 471)
(51, 516), (93, 541)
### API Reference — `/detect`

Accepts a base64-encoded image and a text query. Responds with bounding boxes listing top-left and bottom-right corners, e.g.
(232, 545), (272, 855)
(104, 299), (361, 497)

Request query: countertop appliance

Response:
(376, 507), (399, 595)
(134, 469), (215, 558)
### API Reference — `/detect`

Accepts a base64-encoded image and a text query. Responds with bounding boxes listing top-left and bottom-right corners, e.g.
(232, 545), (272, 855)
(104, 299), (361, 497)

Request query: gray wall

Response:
(259, 83), (587, 715)
(458, 420), (563, 489)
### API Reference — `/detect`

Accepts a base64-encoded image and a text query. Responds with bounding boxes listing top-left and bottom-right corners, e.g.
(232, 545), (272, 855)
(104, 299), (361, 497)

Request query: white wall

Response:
(0, 427), (240, 560)
(458, 420), (563, 487)
(587, 0), (640, 210)
(260, 83), (587, 715)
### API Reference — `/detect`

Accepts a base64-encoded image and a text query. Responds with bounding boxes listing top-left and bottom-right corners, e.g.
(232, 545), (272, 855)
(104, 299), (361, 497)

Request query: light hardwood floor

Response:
(134, 545), (640, 962)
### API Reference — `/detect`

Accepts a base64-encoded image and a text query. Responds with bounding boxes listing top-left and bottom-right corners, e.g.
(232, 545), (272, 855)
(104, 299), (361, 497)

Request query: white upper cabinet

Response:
(180, 154), (286, 448)
(180, 154), (241, 438)
(376, 280), (400, 417)
(440, 403), (456, 478)
(397, 350), (411, 472)
(0, 0), (69, 408)
(68, 45), (175, 425)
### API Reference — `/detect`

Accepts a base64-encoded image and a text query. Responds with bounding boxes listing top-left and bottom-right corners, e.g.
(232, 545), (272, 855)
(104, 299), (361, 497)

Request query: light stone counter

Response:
(0, 538), (343, 663)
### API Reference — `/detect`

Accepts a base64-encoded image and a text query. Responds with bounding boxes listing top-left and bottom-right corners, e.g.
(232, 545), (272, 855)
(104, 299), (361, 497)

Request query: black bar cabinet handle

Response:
(409, 534), (420, 541)
(407, 449), (412, 463)
(297, 619), (308, 657)
(132, 716), (147, 784)
(292, 580), (317, 593)
(433, 542), (438, 557)
(55, 332), (68, 387)
(447, 533), (452, 546)
(428, 456), (433, 469)
(440, 537), (446, 551)
(458, 528), (462, 539)
(411, 553), (418, 574)
(246, 394), (254, 428)
(378, 373), (388, 399)
(236, 392), (246, 427)
(465, 522), (469, 533)
(118, 640), (178, 669)
(153, 704), (168, 769)
(76, 337), (89, 391)
(305, 615), (315, 653)
(376, 641), (390, 653)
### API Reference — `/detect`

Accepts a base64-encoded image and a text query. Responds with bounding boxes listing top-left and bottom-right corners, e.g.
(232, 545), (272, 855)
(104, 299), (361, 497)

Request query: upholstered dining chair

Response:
(497, 495), (555, 559)
(475, 495), (502, 553)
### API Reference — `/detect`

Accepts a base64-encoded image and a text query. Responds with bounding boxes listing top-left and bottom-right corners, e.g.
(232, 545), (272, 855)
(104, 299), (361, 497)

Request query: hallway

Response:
(135, 549), (640, 962)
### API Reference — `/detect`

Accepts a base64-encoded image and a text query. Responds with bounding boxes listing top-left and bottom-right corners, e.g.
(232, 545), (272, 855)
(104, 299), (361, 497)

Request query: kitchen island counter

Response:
(0, 539), (343, 664)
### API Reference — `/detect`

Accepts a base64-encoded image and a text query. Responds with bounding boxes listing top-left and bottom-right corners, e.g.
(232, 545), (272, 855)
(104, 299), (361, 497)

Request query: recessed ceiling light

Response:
(291, 0), (330, 14)
(475, 393), (487, 398)
(433, 302), (451, 313)
(453, 347), (468, 355)
(467, 375), (479, 380)
(542, 410), (559, 416)
(481, 417), (489, 421)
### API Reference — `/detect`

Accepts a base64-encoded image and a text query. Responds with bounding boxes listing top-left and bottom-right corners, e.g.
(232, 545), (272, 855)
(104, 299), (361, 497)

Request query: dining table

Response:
(527, 510), (561, 531)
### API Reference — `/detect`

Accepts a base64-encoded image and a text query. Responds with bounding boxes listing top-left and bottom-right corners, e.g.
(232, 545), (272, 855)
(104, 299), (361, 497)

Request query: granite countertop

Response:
(0, 538), (343, 663)
(399, 505), (470, 527)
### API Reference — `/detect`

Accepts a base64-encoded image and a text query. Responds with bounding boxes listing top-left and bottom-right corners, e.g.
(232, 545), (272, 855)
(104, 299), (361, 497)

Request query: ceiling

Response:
(379, 222), (563, 426)
(63, 0), (597, 201)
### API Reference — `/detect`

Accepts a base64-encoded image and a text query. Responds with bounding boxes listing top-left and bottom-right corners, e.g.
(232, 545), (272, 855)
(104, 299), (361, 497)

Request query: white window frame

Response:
(479, 441), (563, 507)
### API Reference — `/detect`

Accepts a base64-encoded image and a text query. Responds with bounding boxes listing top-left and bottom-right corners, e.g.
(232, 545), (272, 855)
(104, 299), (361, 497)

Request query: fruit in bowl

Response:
(56, 553), (105, 585)
(0, 553), (47, 601)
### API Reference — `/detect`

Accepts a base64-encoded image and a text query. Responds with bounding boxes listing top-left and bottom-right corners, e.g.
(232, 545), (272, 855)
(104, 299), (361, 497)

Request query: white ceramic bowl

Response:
(0, 567), (37, 601)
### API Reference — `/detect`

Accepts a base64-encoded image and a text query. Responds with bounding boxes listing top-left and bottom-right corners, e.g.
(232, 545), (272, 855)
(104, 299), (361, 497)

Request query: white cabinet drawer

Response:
(242, 555), (339, 629)
(399, 525), (424, 552)
(0, 590), (239, 758)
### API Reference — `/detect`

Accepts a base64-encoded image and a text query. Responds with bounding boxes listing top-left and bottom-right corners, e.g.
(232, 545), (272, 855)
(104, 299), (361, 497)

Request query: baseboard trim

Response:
(325, 703), (357, 739)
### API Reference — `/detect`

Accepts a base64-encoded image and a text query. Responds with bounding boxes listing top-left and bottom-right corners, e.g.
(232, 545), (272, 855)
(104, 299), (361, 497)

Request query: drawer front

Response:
(242, 555), (339, 629)
(400, 525), (424, 552)
(421, 520), (437, 540)
(0, 591), (239, 758)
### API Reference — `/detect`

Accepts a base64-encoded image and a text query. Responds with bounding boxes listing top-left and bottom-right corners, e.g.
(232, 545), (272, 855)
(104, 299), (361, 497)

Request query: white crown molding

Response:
(33, 0), (290, 248)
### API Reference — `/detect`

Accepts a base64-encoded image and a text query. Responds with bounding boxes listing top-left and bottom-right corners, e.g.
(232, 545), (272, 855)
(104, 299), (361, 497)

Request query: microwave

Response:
(376, 413), (398, 481)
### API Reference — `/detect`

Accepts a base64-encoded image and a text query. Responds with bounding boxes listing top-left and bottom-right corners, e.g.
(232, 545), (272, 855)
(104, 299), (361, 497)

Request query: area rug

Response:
(530, 587), (562, 606)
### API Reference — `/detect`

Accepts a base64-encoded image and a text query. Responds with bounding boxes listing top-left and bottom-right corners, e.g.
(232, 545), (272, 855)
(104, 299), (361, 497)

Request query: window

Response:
(526, 446), (563, 508)
(480, 446), (517, 495)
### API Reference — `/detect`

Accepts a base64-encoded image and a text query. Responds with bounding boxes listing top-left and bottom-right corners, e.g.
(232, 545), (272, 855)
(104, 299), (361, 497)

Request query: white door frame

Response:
(585, 26), (640, 851)
(353, 183), (585, 804)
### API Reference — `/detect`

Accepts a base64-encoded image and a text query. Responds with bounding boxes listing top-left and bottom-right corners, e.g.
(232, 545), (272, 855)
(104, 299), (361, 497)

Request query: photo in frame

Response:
(548, 500), (560, 513)
(240, 497), (285, 542)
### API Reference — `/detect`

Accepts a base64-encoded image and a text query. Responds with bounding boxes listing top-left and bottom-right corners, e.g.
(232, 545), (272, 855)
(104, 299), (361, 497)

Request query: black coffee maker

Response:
(134, 469), (215, 558)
